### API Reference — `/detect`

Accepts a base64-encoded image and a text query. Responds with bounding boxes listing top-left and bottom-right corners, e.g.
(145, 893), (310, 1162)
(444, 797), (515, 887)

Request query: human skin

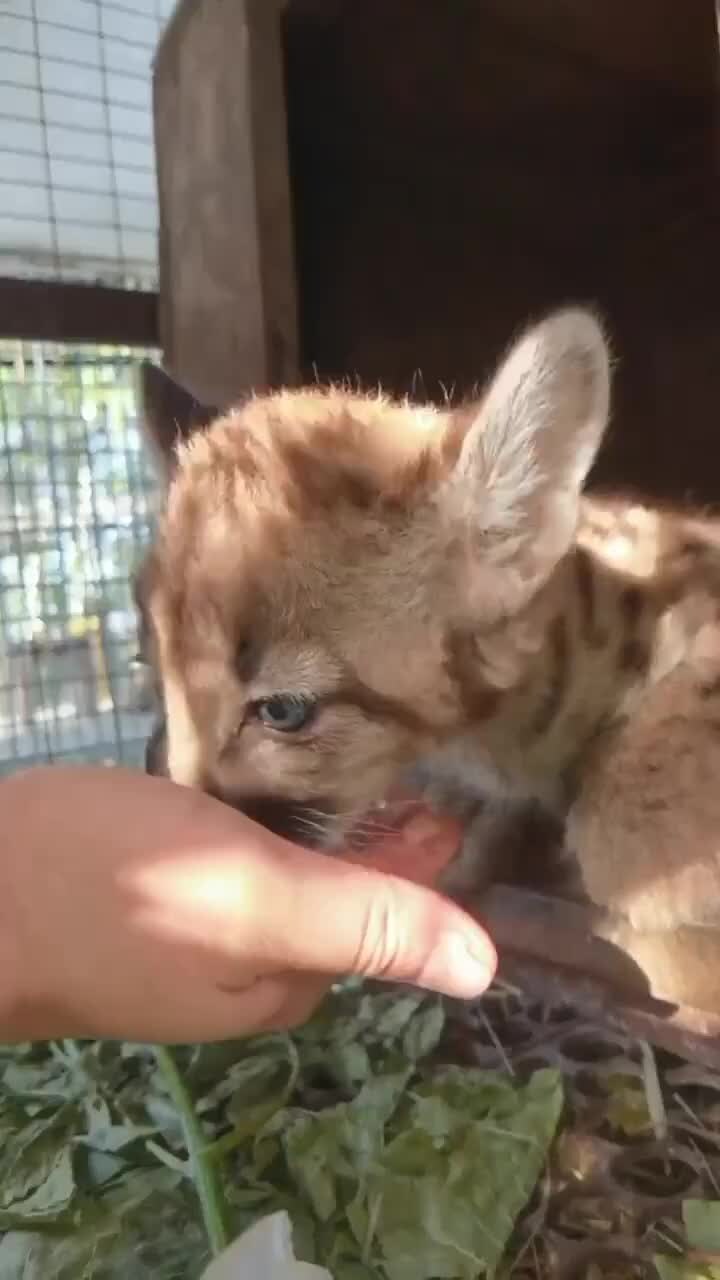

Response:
(0, 766), (497, 1044)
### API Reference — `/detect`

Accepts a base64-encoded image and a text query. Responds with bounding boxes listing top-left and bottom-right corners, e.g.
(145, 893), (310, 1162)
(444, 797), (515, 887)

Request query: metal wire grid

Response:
(0, 0), (175, 289)
(0, 339), (161, 774)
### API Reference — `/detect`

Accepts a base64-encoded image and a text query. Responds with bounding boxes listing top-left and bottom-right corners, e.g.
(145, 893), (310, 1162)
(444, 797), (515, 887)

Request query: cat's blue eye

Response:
(254, 694), (316, 733)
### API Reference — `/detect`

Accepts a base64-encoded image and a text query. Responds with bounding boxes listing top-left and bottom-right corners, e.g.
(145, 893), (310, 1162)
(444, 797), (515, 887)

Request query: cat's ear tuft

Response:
(443, 307), (611, 615)
(139, 362), (219, 478)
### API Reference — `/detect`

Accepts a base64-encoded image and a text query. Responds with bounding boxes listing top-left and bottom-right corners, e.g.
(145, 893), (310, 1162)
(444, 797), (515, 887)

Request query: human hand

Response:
(0, 767), (496, 1043)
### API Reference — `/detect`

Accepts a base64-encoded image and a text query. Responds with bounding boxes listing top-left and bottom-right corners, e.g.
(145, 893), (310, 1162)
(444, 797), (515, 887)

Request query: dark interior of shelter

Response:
(283, 0), (720, 506)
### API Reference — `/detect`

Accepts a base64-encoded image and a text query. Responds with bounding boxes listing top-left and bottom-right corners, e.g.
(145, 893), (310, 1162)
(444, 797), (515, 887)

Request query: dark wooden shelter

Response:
(155, 0), (720, 503)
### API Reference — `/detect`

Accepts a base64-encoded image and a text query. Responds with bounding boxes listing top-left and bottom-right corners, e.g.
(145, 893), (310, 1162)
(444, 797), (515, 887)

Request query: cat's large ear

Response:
(139, 361), (220, 479)
(442, 307), (610, 619)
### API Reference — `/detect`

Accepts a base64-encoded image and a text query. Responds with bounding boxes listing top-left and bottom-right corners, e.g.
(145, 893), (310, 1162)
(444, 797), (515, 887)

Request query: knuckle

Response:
(353, 888), (407, 980)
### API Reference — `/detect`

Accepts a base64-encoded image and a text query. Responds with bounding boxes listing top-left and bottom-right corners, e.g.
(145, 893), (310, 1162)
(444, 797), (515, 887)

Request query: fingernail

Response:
(418, 931), (497, 999)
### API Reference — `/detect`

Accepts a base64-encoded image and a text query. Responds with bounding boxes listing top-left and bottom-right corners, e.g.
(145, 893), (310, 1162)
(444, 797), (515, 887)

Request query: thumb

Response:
(261, 821), (497, 1000)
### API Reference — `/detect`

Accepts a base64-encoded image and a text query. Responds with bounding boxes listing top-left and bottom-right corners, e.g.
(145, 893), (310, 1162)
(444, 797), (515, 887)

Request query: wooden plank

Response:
(0, 278), (158, 347)
(153, 0), (299, 408)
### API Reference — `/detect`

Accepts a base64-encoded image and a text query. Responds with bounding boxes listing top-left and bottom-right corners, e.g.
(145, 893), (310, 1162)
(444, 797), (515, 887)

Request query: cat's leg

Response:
(567, 661), (720, 932)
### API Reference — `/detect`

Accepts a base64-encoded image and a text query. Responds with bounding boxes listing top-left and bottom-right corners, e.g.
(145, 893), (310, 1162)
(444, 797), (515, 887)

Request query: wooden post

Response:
(153, 0), (298, 407)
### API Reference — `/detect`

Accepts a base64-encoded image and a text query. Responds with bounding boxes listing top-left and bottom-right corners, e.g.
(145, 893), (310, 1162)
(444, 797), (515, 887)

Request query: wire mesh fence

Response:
(0, 339), (160, 775)
(0, 0), (175, 289)
(0, 1), (170, 773)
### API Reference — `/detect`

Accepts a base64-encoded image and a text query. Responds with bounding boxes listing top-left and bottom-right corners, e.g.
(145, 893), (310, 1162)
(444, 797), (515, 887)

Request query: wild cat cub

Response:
(136, 309), (720, 935)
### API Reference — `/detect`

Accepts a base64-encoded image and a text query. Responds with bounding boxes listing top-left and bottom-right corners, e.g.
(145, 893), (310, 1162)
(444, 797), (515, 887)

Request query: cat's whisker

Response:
(294, 815), (333, 837)
(298, 805), (403, 842)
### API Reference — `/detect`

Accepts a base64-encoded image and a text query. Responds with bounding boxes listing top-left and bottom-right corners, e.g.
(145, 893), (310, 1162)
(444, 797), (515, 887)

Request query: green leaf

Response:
(374, 996), (424, 1042)
(371, 1067), (563, 1280)
(0, 987), (565, 1278)
(654, 1262), (686, 1280)
(685, 1202), (720, 1253)
(0, 1146), (76, 1229)
(401, 1000), (444, 1062)
(327, 1040), (372, 1089)
(0, 1107), (78, 1213)
(284, 1115), (340, 1221)
(603, 1072), (653, 1137)
(334, 1263), (382, 1280)
(0, 1167), (207, 1279)
(654, 1200), (720, 1280)
(654, 1256), (720, 1280)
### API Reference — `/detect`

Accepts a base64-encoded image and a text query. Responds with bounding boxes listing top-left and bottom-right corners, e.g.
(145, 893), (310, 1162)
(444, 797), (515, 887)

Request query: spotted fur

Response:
(136, 311), (720, 932)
